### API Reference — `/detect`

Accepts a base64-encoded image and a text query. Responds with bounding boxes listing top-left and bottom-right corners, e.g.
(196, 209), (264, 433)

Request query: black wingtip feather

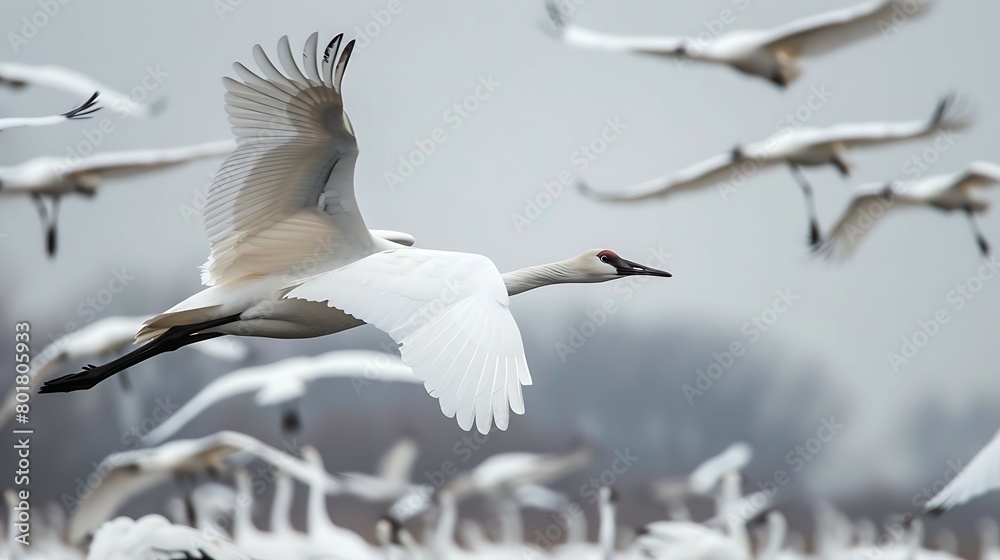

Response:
(63, 92), (100, 120)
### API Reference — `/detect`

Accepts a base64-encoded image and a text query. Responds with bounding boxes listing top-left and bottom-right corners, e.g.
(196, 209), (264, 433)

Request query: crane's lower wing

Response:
(286, 249), (532, 435)
(817, 191), (921, 260)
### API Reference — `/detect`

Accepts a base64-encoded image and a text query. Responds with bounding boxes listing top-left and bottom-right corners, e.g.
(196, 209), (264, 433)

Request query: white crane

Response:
(924, 425), (1000, 514)
(448, 446), (593, 500)
(140, 350), (419, 445)
(85, 514), (249, 560)
(550, 486), (620, 560)
(689, 442), (754, 495)
(0, 314), (249, 426)
(816, 161), (1000, 259)
(580, 96), (968, 247)
(39, 33), (672, 436)
(0, 139), (235, 256)
(0, 91), (99, 131)
(0, 62), (162, 118)
(546, 0), (931, 88)
(65, 430), (343, 544)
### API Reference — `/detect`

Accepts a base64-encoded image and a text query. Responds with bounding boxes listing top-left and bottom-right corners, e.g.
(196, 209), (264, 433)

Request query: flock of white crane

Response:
(2, 0), (999, 557)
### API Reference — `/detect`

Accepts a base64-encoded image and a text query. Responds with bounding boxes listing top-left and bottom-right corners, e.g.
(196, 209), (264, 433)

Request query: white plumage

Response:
(925, 426), (1000, 513)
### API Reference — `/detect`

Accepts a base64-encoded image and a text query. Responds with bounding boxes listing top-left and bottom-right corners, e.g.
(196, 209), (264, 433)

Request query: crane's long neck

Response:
(232, 472), (259, 541)
(433, 493), (458, 554)
(502, 260), (583, 296)
(762, 514), (787, 560)
(598, 493), (616, 560)
(270, 472), (294, 534)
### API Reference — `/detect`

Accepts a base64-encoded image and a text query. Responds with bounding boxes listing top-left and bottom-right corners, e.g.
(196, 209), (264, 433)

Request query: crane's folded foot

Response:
(978, 236), (990, 257)
(39, 364), (107, 393)
(808, 222), (822, 249)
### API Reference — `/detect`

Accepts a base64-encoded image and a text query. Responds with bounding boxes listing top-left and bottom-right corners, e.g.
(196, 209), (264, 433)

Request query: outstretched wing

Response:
(816, 187), (920, 260)
(814, 95), (968, 150)
(67, 139), (236, 178)
(578, 152), (745, 202)
(286, 248), (531, 434)
(201, 33), (375, 286)
(925, 426), (1000, 513)
(761, 0), (929, 59)
(545, 0), (686, 55)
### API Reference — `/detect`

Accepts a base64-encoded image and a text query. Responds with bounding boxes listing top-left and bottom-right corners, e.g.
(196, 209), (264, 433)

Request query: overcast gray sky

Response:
(2, 0), (999, 540)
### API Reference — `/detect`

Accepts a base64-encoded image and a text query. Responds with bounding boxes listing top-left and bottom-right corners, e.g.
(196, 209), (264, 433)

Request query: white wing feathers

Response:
(201, 33), (373, 287)
(287, 249), (532, 434)
(925, 427), (1000, 513)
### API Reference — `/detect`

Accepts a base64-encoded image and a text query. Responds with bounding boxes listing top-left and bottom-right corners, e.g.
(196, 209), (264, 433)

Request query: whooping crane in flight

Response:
(140, 350), (419, 445)
(337, 438), (429, 503)
(580, 96), (968, 247)
(816, 161), (1000, 259)
(85, 514), (249, 560)
(0, 62), (163, 118)
(39, 34), (672, 437)
(0, 314), (249, 426)
(448, 446), (593, 499)
(0, 91), (99, 131)
(0, 139), (236, 256)
(924, 425), (1000, 514)
(545, 0), (931, 88)
(65, 430), (343, 544)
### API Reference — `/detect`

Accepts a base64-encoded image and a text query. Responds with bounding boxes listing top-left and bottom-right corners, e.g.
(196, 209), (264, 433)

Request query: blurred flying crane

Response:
(0, 139), (236, 256)
(580, 96), (969, 247)
(140, 350), (420, 444)
(545, 0), (931, 87)
(817, 161), (1000, 259)
(85, 514), (248, 560)
(0, 91), (99, 131)
(0, 62), (162, 118)
(40, 33), (671, 436)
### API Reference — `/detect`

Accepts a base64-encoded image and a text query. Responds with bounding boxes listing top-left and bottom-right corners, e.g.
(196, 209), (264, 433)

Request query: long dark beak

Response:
(614, 257), (671, 277)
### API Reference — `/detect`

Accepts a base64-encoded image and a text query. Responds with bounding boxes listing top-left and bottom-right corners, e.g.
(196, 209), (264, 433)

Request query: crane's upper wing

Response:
(956, 161), (1000, 193)
(925, 427), (1000, 513)
(67, 459), (168, 544)
(579, 152), (744, 202)
(688, 442), (753, 494)
(286, 249), (532, 434)
(545, 0), (685, 55)
(201, 33), (375, 286)
(761, 0), (929, 59)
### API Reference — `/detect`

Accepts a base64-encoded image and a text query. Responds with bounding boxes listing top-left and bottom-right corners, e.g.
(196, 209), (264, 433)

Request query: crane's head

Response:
(575, 249), (671, 282)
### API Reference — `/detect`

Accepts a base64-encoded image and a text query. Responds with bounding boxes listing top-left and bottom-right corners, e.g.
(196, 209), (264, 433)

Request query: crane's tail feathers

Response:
(136, 305), (227, 344)
(63, 92), (101, 120)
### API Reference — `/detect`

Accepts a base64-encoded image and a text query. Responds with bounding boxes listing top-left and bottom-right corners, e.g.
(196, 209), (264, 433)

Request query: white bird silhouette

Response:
(545, 0), (931, 87)
(140, 351), (419, 445)
(0, 62), (162, 118)
(231, 469), (310, 559)
(0, 314), (249, 426)
(40, 34), (671, 437)
(0, 91), (99, 131)
(925, 426), (1000, 514)
(0, 139), (235, 256)
(817, 161), (1000, 259)
(85, 514), (249, 560)
(65, 431), (342, 544)
(580, 96), (968, 247)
